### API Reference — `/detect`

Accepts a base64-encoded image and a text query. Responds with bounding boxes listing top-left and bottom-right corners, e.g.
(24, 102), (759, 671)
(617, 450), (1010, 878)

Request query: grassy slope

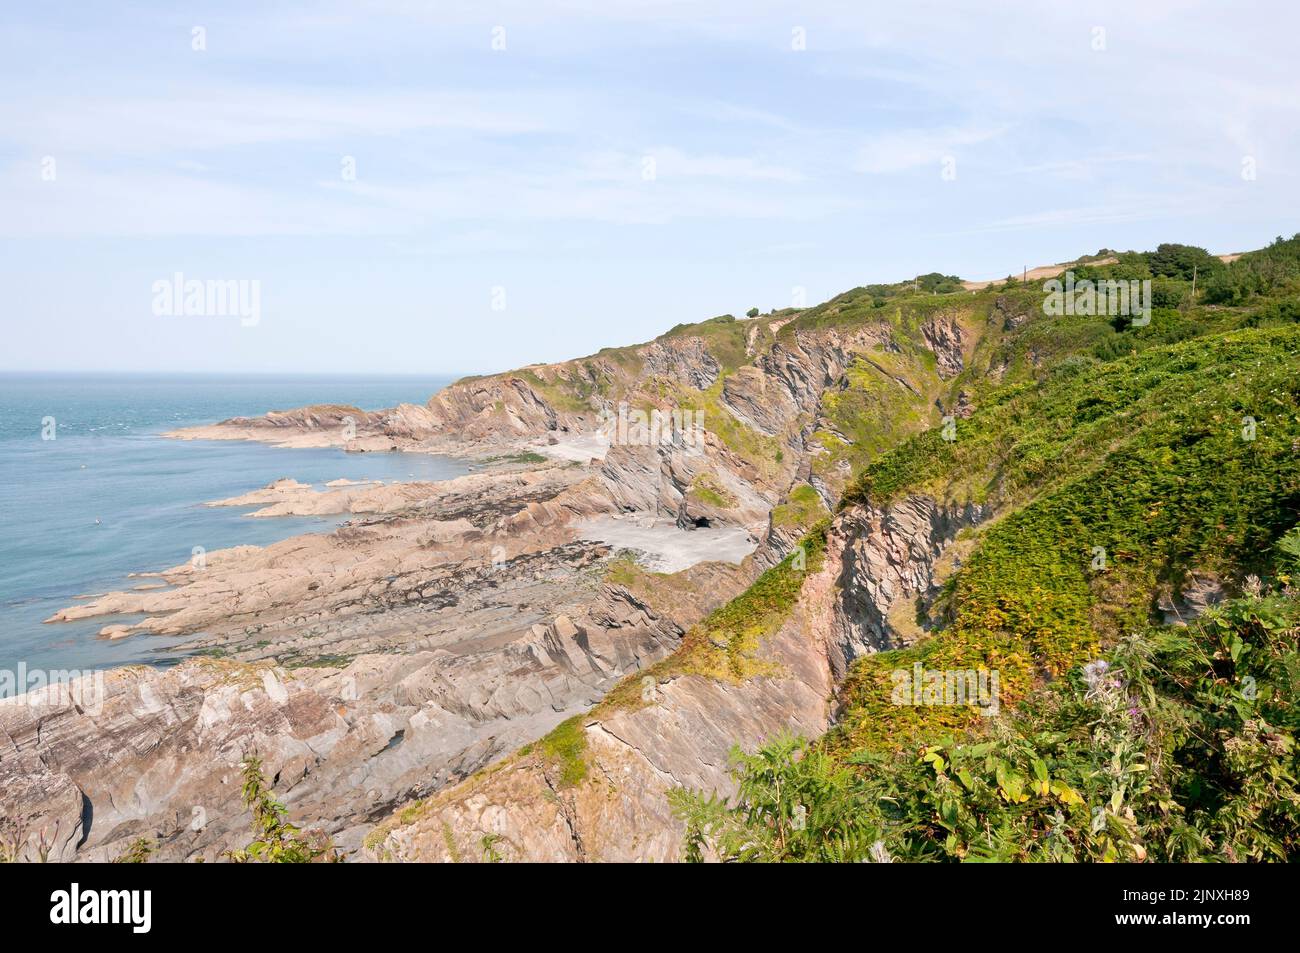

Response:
(669, 234), (1300, 862)
(836, 324), (1300, 749)
(452, 294), (988, 487)
(528, 526), (830, 790)
(381, 236), (1300, 862)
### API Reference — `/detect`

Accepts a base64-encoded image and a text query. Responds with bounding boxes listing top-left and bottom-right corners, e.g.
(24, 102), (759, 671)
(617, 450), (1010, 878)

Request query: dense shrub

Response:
(674, 578), (1300, 862)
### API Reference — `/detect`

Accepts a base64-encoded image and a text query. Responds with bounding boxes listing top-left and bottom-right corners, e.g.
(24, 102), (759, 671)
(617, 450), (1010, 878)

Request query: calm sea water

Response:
(0, 373), (465, 676)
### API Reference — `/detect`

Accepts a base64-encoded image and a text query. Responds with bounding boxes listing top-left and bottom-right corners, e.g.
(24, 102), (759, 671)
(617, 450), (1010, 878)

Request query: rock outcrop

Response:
(363, 490), (986, 862)
(920, 312), (970, 379)
(3, 576), (722, 862)
(16, 292), (1011, 862)
(367, 552), (843, 863)
(830, 496), (987, 674)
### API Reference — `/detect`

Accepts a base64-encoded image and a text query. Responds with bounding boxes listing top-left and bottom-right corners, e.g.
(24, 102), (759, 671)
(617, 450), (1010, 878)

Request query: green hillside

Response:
(671, 235), (1300, 863)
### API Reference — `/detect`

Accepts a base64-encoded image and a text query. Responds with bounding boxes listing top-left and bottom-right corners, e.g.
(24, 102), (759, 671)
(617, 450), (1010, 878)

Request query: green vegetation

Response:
(811, 272), (965, 309)
(667, 237), (1300, 862)
(671, 733), (879, 862)
(675, 578), (1300, 862)
(677, 380), (786, 481)
(660, 313), (752, 374)
(813, 348), (937, 480)
(1057, 235), (1300, 310)
(113, 837), (157, 863)
(480, 833), (506, 863)
(481, 450), (549, 465)
(595, 522), (830, 722)
(837, 320), (1300, 747)
(784, 284), (966, 337)
(527, 529), (831, 797)
(0, 818), (59, 863)
(770, 483), (828, 529)
(491, 536), (832, 801)
(227, 757), (336, 863)
(1203, 234), (1300, 304)
(687, 472), (737, 509)
(535, 715), (590, 788)
(667, 521), (828, 681)
(691, 487), (730, 508)
(284, 653), (353, 670)
(603, 554), (712, 606)
(1145, 242), (1224, 280)
(516, 368), (596, 413)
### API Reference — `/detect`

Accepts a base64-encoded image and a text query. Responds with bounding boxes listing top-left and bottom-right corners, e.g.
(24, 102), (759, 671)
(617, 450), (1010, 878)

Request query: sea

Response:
(0, 373), (466, 680)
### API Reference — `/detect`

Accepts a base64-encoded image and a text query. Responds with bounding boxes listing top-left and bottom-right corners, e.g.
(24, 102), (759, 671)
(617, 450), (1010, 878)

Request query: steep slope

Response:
(365, 235), (1300, 862)
(170, 295), (995, 542)
(11, 264), (1003, 862)
(14, 236), (1297, 863)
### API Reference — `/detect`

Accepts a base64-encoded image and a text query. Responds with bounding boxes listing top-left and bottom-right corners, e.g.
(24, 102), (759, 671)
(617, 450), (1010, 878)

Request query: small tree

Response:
(746, 307), (760, 318)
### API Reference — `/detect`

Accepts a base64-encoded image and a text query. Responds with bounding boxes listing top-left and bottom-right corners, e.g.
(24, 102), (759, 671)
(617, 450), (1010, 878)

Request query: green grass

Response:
(834, 325), (1300, 748)
(680, 521), (829, 679)
(595, 522), (831, 718)
(770, 483), (827, 529)
(812, 348), (938, 481)
(535, 716), (590, 788)
(675, 381), (786, 481)
(482, 450), (548, 465)
(658, 313), (753, 374)
(687, 472), (737, 509)
(515, 369), (597, 413)
(670, 251), (1300, 863)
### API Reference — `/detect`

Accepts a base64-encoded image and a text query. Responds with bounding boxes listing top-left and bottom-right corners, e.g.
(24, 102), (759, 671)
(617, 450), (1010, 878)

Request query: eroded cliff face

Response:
(1, 575), (728, 863)
(642, 338), (721, 390)
(722, 325), (895, 434)
(166, 314), (976, 540)
(829, 497), (987, 678)
(364, 492), (984, 862)
(366, 545), (844, 863)
(16, 298), (1001, 861)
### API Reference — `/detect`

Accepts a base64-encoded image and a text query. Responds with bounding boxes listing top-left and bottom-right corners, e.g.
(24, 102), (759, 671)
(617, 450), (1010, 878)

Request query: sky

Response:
(1, 0), (1297, 375)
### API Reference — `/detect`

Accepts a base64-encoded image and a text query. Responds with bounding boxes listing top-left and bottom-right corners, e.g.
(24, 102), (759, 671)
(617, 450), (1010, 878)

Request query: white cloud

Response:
(856, 124), (1008, 174)
(976, 199), (1197, 233)
(0, 143), (834, 238)
(1012, 153), (1157, 182)
(583, 147), (805, 183)
(0, 88), (563, 157)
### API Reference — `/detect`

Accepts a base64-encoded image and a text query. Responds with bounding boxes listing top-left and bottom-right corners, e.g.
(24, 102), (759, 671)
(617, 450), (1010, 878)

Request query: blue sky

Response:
(2, 0), (1297, 374)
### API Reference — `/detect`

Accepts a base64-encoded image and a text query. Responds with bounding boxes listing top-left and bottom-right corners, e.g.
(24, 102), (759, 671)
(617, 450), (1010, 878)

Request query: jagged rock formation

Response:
(920, 313), (969, 378)
(10, 243), (1282, 863)
(830, 497), (987, 674)
(15, 284), (1022, 861)
(2, 574), (729, 862)
(642, 337), (721, 389)
(364, 492), (979, 862)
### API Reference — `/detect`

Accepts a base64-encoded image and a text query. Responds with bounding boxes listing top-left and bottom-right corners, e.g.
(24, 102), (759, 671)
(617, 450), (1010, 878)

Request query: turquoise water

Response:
(0, 373), (466, 676)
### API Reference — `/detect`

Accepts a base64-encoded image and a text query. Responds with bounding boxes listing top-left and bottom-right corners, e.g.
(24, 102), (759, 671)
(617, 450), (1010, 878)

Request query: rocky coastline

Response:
(3, 306), (976, 861)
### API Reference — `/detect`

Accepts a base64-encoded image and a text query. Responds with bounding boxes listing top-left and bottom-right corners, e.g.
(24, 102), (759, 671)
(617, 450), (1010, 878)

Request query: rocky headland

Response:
(3, 286), (1021, 861)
